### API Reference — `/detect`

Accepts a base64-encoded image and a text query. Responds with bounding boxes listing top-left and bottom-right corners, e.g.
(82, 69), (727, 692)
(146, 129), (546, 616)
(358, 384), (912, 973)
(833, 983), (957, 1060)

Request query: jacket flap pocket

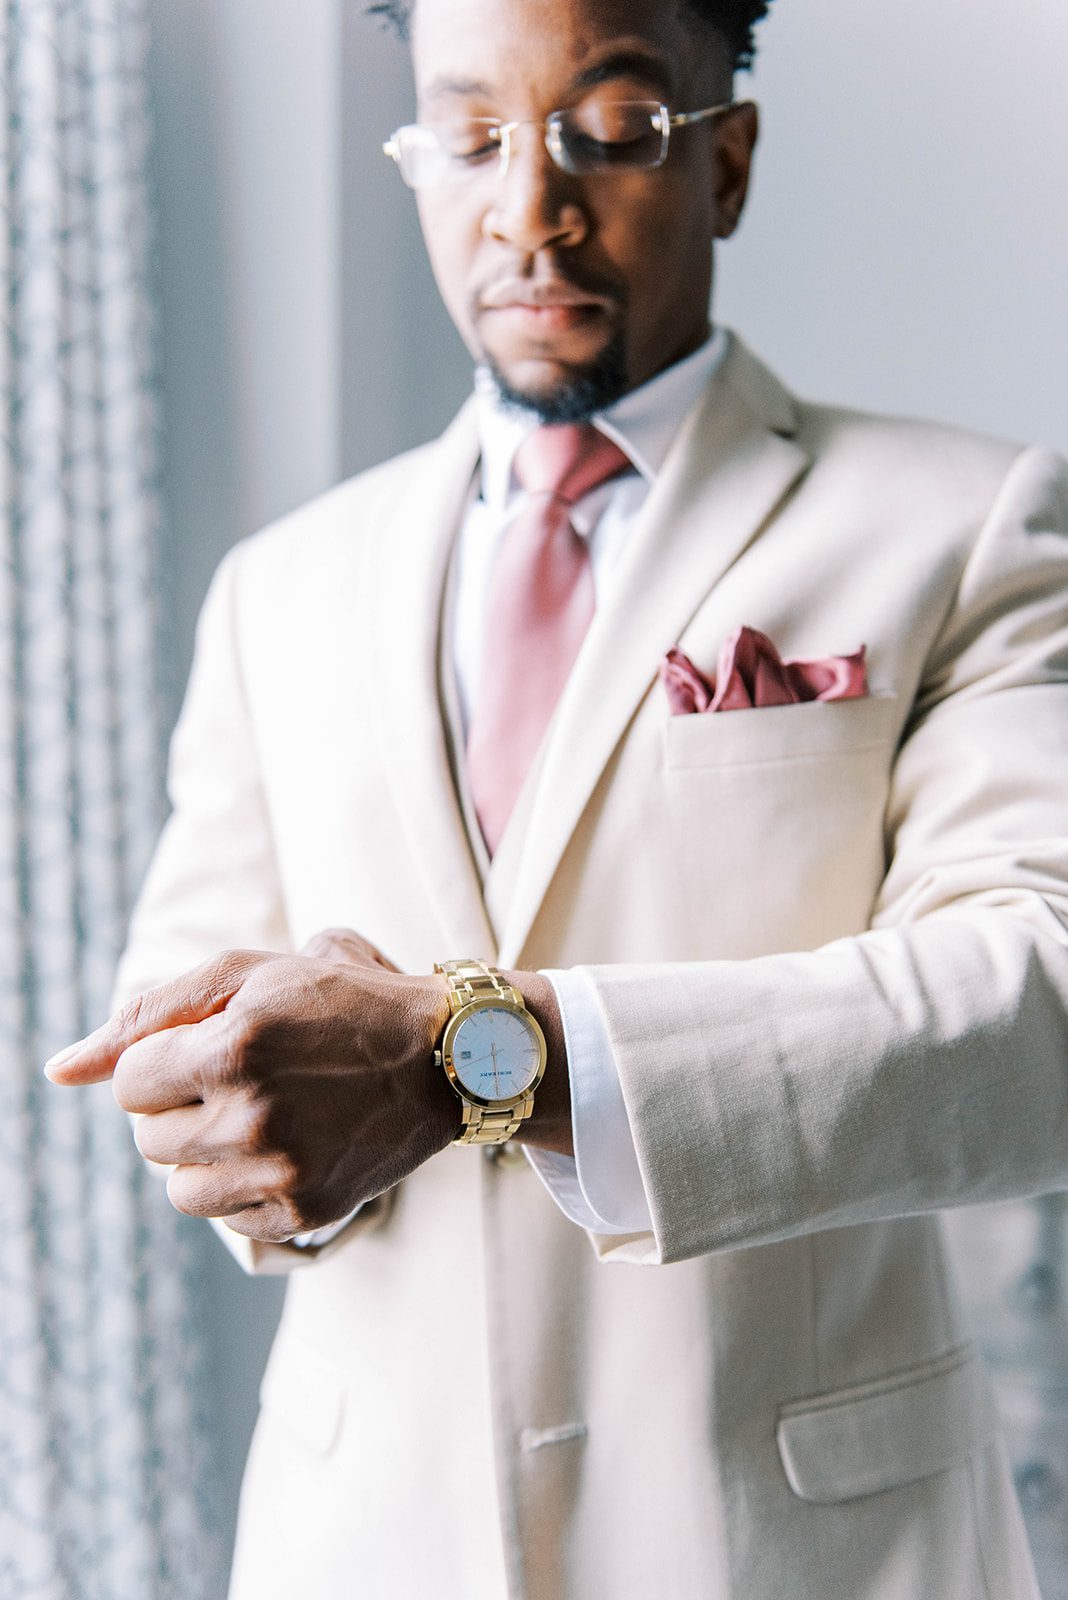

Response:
(258, 1335), (346, 1457)
(777, 1344), (996, 1504)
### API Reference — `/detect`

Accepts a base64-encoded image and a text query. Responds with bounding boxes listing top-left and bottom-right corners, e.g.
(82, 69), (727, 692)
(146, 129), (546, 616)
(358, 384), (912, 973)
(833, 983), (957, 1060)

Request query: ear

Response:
(712, 100), (759, 240)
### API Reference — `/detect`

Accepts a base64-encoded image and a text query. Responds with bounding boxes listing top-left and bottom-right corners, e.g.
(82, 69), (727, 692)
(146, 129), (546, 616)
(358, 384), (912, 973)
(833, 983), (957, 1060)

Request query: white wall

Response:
(717, 0), (1068, 452)
(146, 0), (1068, 1570)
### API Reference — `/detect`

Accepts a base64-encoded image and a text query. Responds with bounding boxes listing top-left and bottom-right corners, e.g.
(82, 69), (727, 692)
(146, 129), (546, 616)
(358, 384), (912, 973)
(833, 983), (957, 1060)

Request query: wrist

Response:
(394, 970), (459, 1149)
(500, 970), (572, 1157)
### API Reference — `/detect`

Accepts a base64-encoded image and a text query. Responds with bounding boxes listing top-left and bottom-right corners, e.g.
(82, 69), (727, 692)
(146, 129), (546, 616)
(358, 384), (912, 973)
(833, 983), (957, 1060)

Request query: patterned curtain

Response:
(946, 1195), (1068, 1598)
(0, 3), (222, 1595)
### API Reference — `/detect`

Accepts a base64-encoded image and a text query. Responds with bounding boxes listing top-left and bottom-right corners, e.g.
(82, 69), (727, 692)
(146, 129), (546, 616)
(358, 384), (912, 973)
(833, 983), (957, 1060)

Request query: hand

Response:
(45, 943), (456, 1242)
(298, 927), (400, 970)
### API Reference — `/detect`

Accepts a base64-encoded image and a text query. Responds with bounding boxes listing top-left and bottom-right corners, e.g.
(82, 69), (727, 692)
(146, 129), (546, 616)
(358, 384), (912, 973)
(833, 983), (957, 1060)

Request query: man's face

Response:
(410, 0), (757, 419)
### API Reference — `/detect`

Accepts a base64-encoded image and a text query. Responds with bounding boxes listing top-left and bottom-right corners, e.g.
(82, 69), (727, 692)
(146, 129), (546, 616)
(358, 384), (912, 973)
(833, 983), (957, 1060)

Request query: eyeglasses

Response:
(383, 99), (733, 190)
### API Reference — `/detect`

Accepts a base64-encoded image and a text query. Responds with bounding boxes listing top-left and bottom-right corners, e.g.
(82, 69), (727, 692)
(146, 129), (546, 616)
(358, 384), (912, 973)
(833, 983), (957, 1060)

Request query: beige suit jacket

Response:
(113, 335), (1068, 1599)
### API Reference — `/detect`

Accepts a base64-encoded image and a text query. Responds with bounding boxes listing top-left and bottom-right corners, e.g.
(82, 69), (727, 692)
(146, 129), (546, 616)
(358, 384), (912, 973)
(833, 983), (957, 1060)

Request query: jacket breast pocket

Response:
(662, 692), (900, 770)
(776, 1343), (997, 1504)
(657, 695), (900, 954)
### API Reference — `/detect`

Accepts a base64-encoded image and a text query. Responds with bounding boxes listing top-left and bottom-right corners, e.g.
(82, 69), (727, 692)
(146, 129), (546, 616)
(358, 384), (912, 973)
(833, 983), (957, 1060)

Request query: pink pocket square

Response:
(661, 626), (869, 714)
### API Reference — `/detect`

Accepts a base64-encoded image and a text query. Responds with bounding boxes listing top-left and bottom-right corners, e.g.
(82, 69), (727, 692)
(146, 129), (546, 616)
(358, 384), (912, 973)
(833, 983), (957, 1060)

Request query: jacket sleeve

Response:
(581, 445), (1068, 1266)
(112, 541), (391, 1275)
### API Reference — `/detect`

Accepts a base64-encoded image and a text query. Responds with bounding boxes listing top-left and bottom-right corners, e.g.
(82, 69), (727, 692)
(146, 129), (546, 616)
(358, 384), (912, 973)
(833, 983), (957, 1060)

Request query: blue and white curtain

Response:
(1, 2), (221, 1595)
(946, 1195), (1068, 1596)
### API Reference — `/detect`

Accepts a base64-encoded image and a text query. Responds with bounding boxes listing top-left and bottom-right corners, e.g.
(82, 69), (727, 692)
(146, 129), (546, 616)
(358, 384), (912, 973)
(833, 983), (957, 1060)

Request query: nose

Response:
(482, 123), (589, 252)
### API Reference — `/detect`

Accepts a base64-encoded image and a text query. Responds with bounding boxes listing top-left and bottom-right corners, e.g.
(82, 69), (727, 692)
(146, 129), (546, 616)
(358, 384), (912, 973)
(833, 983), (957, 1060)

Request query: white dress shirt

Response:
(295, 328), (728, 1248)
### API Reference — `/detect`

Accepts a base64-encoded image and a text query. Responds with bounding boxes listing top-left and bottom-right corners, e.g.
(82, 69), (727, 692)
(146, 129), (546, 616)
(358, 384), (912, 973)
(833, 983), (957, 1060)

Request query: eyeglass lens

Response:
(394, 101), (669, 188)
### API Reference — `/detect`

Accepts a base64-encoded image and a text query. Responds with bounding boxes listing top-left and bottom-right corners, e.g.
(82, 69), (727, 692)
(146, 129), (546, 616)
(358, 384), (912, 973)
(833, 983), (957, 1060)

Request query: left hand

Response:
(45, 937), (456, 1241)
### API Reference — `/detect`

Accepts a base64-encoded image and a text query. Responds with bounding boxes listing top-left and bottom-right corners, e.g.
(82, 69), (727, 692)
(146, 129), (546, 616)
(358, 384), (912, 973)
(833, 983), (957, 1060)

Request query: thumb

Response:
(44, 948), (266, 1087)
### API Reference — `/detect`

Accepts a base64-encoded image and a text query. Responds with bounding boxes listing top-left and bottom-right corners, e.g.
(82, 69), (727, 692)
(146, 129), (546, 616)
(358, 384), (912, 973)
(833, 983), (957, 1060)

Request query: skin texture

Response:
(47, 935), (569, 1241)
(46, 0), (759, 1241)
(413, 0), (757, 416)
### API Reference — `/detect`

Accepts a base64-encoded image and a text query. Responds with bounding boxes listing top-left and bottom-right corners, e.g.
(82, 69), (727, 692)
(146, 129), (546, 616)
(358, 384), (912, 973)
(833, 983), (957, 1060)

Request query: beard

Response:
(484, 330), (629, 424)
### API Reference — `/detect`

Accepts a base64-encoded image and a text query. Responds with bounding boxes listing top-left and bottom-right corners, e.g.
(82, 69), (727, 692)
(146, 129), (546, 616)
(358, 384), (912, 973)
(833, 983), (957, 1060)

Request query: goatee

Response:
(486, 334), (628, 424)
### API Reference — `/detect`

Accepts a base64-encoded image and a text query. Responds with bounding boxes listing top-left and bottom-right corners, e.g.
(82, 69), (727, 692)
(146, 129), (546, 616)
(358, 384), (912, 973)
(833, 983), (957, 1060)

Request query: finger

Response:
(133, 1099), (239, 1167)
(299, 927), (401, 972)
(44, 948), (267, 1087)
(166, 1159), (296, 1223)
(112, 1016), (230, 1114)
(216, 1202), (308, 1245)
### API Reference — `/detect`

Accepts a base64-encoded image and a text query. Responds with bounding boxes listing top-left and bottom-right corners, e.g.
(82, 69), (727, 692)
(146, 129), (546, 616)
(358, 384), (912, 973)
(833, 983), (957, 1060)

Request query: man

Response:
(46, 0), (1068, 1594)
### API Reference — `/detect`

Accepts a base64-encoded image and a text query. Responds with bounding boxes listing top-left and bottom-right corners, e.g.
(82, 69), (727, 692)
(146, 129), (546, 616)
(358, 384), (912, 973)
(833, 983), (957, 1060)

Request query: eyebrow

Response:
(572, 50), (677, 99)
(421, 50), (677, 110)
(421, 75), (493, 104)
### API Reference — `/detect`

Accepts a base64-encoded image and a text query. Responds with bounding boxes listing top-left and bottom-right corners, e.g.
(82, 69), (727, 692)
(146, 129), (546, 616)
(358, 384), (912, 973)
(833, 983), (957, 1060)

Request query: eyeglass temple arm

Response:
(666, 102), (734, 129)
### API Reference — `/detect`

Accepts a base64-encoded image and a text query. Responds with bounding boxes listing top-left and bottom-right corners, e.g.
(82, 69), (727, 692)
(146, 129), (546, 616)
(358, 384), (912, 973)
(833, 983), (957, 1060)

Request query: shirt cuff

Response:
(524, 967), (654, 1235)
(290, 1205), (364, 1250)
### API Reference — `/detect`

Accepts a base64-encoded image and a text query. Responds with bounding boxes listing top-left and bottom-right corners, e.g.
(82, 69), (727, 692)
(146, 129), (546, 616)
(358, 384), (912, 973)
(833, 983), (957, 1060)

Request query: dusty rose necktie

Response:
(467, 423), (631, 854)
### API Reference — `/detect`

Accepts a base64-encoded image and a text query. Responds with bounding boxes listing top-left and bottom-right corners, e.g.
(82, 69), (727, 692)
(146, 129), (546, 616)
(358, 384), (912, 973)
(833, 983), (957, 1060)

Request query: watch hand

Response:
(491, 1042), (501, 1095)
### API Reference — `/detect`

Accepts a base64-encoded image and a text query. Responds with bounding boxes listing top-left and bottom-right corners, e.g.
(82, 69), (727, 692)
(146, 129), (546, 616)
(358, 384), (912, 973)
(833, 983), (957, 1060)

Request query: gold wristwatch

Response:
(433, 959), (547, 1145)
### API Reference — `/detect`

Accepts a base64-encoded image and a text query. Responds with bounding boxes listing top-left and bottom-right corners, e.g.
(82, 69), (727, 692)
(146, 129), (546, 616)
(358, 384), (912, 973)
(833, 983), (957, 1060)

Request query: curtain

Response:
(1, 2), (222, 1595)
(946, 1195), (1068, 1596)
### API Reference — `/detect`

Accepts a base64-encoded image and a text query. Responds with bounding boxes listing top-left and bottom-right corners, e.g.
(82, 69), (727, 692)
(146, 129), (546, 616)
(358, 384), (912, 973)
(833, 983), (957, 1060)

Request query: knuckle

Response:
(216, 1019), (259, 1086)
(200, 946), (263, 1006)
(239, 1095), (274, 1154)
(115, 993), (147, 1038)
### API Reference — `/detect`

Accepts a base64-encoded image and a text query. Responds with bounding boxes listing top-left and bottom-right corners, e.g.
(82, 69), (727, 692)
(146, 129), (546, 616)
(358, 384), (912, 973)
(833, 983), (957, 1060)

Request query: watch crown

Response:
(433, 1050), (442, 1067)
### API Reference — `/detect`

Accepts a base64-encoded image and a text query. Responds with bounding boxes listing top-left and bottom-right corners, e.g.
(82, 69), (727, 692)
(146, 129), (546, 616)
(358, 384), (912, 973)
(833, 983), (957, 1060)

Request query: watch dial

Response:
(451, 1006), (541, 1100)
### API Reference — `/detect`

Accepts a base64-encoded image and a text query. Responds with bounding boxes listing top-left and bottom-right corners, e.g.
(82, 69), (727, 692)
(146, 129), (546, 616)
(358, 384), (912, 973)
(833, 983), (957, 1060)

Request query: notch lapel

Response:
(366, 401), (497, 958)
(496, 339), (812, 966)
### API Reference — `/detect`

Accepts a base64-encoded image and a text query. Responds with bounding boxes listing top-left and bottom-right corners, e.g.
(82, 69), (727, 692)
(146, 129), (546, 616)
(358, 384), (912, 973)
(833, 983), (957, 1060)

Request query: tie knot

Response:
(512, 423), (631, 506)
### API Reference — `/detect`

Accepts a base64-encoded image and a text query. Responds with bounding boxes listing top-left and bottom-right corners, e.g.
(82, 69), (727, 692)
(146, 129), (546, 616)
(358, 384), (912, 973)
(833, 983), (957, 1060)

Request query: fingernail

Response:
(44, 1039), (89, 1078)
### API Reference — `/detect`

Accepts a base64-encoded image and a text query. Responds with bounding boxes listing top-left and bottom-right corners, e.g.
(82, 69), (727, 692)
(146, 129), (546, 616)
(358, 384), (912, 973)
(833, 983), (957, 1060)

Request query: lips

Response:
(479, 276), (614, 314)
(490, 302), (601, 334)
(478, 276), (617, 355)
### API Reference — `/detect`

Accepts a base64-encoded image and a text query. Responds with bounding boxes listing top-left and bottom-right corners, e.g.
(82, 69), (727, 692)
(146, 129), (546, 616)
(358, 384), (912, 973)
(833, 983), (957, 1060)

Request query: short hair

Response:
(366, 1), (774, 73)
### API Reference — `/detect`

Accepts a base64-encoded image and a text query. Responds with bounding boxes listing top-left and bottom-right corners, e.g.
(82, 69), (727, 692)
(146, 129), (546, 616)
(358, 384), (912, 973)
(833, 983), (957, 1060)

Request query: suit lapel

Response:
(496, 338), (812, 966)
(366, 400), (498, 957)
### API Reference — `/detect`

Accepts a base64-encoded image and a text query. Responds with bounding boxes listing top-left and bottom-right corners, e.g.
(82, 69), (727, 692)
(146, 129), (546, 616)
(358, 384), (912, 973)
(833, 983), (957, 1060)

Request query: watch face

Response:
(450, 1005), (542, 1101)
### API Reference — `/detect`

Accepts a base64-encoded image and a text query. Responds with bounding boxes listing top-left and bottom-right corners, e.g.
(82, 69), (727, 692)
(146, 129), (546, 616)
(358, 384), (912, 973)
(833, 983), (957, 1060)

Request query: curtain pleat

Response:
(1, 3), (222, 1595)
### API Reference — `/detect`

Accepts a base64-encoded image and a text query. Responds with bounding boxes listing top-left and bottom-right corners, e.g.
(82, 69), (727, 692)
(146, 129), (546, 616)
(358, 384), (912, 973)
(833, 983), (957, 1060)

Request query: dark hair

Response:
(366, 0), (774, 73)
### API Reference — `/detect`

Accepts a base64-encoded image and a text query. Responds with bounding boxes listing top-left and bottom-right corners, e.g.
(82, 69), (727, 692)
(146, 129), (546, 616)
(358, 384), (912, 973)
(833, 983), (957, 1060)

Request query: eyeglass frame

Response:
(382, 100), (735, 189)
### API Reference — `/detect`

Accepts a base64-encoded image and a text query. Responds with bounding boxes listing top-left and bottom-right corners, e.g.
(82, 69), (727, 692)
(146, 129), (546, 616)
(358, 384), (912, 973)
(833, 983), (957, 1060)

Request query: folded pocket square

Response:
(661, 626), (869, 714)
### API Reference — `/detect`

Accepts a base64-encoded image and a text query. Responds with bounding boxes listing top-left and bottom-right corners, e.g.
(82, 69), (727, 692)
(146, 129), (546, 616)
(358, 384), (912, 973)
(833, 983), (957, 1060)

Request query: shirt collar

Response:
(474, 326), (730, 515)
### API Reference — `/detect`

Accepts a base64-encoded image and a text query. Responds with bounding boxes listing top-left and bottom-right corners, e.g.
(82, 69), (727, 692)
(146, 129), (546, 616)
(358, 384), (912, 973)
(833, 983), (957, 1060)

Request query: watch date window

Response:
(452, 1006), (540, 1098)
